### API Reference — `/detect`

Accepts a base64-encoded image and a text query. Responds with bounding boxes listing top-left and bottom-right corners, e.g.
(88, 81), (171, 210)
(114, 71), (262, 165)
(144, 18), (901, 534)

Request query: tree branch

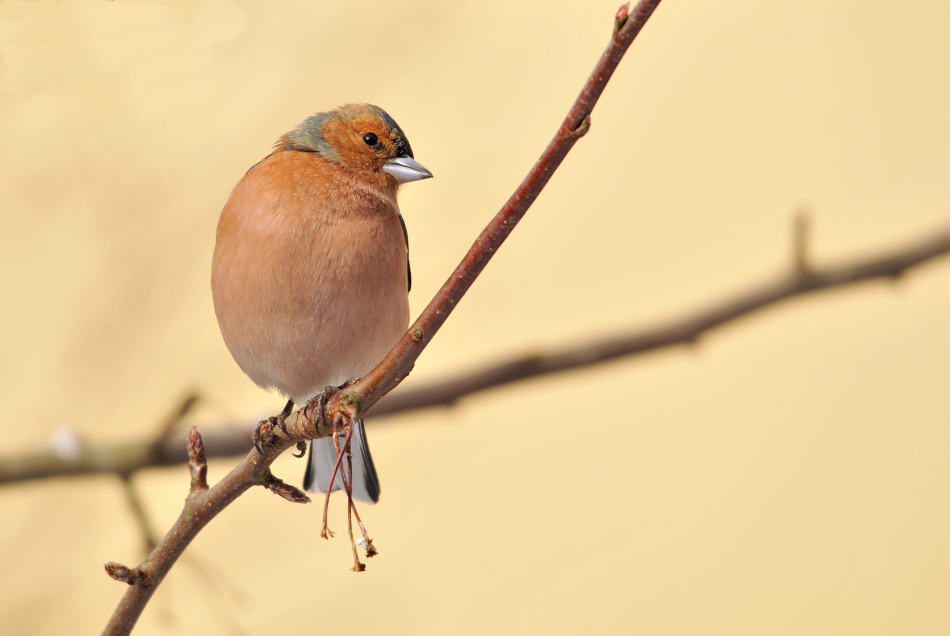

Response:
(319, 0), (663, 425)
(1, 217), (947, 487)
(0, 391), (199, 484)
(97, 3), (664, 633)
(371, 219), (950, 412)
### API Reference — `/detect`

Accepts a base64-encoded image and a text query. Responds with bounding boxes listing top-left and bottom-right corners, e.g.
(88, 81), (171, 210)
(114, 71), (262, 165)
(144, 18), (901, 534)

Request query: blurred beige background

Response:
(1, 0), (949, 633)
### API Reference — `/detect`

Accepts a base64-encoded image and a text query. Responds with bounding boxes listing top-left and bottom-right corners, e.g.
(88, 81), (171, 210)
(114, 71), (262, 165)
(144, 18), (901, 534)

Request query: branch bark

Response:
(1, 217), (948, 487)
(98, 3), (664, 633)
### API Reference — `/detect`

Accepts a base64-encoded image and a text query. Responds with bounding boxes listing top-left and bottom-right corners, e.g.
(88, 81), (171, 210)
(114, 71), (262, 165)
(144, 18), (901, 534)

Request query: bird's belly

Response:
(213, 215), (410, 404)
(272, 279), (409, 403)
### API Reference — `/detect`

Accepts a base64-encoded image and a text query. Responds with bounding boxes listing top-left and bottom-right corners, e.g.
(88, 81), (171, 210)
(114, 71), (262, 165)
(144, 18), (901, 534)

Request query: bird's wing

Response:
(398, 212), (411, 292)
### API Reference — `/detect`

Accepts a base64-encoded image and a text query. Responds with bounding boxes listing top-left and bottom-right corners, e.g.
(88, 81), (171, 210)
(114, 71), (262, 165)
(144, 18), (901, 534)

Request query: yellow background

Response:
(1, 0), (949, 633)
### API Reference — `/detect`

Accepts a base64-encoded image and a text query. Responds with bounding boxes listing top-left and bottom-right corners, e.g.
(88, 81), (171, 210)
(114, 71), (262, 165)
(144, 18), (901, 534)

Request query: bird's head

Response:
(279, 103), (433, 186)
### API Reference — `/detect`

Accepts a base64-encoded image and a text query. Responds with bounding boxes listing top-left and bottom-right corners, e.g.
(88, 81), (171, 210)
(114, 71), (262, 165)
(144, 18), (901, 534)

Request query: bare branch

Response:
(148, 392), (201, 453)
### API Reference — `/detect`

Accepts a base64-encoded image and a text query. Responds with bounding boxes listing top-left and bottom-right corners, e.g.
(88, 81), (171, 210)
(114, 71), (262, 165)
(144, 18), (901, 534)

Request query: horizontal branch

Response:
(3, 217), (947, 486)
(385, 216), (950, 410)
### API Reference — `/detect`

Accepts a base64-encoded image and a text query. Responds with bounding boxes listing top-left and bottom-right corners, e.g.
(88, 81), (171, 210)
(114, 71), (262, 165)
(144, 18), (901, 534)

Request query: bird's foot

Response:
(304, 392), (327, 423)
(303, 386), (341, 438)
(252, 399), (294, 455)
(252, 416), (279, 454)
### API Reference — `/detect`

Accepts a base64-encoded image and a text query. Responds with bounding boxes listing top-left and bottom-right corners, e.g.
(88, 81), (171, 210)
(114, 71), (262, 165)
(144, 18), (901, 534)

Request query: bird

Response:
(211, 103), (432, 504)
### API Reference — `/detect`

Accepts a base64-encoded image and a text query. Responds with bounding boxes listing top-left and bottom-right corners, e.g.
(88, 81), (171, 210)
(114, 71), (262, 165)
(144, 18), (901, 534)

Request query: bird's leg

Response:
(293, 392), (329, 459)
(302, 386), (339, 436)
(304, 389), (330, 427)
(251, 399), (294, 455)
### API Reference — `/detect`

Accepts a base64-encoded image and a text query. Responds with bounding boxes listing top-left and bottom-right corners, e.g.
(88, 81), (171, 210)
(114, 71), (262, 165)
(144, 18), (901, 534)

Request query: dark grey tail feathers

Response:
(302, 418), (380, 504)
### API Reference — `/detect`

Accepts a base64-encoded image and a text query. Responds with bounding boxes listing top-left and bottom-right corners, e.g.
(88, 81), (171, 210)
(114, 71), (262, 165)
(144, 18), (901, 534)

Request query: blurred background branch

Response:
(3, 214), (947, 486)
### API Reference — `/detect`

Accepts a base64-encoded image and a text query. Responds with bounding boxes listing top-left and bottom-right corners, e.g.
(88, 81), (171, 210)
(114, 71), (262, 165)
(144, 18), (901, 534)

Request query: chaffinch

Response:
(211, 103), (432, 503)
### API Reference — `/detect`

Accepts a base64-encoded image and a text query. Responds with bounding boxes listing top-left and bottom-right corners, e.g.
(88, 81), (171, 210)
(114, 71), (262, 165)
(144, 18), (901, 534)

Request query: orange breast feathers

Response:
(211, 149), (410, 403)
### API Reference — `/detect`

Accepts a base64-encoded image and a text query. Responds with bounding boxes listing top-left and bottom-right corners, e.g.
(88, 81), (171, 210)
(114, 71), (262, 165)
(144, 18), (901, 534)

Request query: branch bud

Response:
(614, 3), (631, 33)
(104, 562), (150, 586)
(262, 472), (312, 504)
(187, 424), (208, 493)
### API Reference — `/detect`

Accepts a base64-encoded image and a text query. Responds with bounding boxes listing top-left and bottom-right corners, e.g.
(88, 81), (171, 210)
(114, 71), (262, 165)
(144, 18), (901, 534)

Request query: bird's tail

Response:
(302, 418), (380, 504)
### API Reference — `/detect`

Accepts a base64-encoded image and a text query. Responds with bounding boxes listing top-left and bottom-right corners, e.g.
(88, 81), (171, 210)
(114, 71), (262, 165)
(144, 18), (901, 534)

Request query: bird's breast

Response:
(211, 151), (410, 403)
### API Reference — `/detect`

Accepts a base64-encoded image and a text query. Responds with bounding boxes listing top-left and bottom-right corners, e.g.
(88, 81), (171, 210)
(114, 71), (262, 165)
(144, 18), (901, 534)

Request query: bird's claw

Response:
(252, 407), (291, 455)
(291, 441), (307, 458)
(304, 387), (338, 435)
(252, 416), (278, 454)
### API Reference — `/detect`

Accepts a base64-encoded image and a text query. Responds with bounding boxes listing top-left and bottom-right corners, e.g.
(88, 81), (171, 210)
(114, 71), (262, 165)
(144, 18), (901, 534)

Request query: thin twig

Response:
(341, 425), (363, 571)
(115, 394), (200, 552)
(145, 392), (201, 459)
(321, 414), (343, 539)
(120, 476), (159, 552)
(99, 5), (663, 632)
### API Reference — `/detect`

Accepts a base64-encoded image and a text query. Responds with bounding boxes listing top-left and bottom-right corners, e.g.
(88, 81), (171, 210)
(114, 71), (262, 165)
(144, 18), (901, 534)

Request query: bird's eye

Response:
(362, 132), (379, 147)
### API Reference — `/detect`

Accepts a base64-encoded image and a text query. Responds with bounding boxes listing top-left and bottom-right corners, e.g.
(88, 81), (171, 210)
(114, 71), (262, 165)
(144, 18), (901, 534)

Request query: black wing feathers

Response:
(398, 213), (411, 292)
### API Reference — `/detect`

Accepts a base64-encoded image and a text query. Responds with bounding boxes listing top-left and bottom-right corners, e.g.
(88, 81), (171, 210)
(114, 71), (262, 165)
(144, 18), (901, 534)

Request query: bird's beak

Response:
(382, 157), (433, 184)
